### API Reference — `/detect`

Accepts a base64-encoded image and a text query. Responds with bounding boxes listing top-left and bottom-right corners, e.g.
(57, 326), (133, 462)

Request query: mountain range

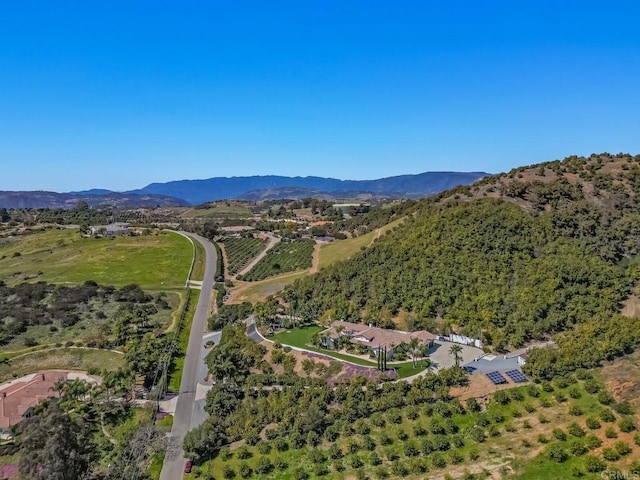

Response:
(0, 171), (488, 208)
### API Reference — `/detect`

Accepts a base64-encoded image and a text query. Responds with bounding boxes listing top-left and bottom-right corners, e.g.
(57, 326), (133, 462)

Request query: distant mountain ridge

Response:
(130, 171), (489, 204)
(0, 191), (189, 209)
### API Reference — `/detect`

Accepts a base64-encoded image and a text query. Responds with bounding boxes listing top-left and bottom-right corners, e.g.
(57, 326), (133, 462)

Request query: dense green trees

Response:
(18, 403), (95, 480)
(285, 199), (629, 349)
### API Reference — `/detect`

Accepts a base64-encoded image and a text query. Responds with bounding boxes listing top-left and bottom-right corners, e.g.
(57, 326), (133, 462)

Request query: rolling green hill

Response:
(282, 153), (640, 376)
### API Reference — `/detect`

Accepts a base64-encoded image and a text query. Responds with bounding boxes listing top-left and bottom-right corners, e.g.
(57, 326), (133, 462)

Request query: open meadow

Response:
(317, 217), (405, 269)
(0, 228), (192, 290)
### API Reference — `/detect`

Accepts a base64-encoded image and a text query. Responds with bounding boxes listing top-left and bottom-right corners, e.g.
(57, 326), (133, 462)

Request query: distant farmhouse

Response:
(90, 222), (130, 236)
(321, 320), (435, 358)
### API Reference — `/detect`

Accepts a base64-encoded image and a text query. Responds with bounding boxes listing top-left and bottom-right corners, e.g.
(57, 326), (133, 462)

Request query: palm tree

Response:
(449, 344), (463, 367)
(408, 337), (422, 368)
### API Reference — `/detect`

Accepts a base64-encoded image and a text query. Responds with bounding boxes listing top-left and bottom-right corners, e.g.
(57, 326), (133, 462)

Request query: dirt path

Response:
(367, 226), (383, 247)
(309, 242), (321, 274)
(234, 233), (280, 279)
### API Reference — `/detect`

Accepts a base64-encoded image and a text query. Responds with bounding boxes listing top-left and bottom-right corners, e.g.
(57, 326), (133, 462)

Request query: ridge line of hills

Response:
(0, 171), (488, 209)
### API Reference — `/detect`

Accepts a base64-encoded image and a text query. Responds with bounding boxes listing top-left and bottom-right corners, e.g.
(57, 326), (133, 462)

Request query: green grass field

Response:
(318, 217), (405, 269)
(0, 228), (192, 290)
(0, 348), (124, 382)
(190, 236), (206, 281)
(229, 271), (309, 304)
(270, 325), (427, 379)
(182, 204), (253, 219)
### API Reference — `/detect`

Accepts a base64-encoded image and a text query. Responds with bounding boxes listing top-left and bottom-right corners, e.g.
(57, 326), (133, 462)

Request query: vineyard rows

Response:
(222, 237), (268, 275)
(241, 239), (315, 281)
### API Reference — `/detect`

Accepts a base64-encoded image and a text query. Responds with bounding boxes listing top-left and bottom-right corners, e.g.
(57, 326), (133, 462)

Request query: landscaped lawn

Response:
(270, 325), (428, 379)
(0, 228), (193, 290)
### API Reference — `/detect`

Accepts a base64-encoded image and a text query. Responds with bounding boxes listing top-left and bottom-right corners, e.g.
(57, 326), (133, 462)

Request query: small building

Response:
(321, 320), (435, 357)
(90, 222), (130, 236)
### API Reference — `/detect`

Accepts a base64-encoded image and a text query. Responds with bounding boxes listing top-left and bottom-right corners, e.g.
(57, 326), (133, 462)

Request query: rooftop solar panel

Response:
(486, 371), (507, 385)
(463, 366), (476, 373)
(505, 369), (527, 383)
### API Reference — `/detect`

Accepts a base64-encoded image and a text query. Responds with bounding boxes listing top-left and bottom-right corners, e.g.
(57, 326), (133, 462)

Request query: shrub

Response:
(634, 432), (640, 446)
(584, 434), (602, 450)
(526, 384), (541, 397)
(615, 401), (634, 415)
(350, 455), (364, 469)
(605, 426), (617, 439)
(449, 450), (464, 464)
(391, 461), (409, 476)
(618, 416), (637, 432)
(583, 380), (600, 394)
(537, 434), (549, 444)
(314, 464), (329, 476)
(585, 417), (601, 430)
(523, 420), (532, 429)
(600, 409), (616, 422)
(568, 387), (582, 399)
(568, 423), (585, 438)
(539, 398), (553, 408)
(538, 414), (549, 424)
(614, 441), (632, 456)
(404, 442), (419, 457)
(238, 462), (253, 478)
(547, 444), (568, 463)
(413, 424), (427, 436)
(569, 405), (583, 416)
(552, 428), (567, 441)
(569, 440), (587, 456)
(223, 466), (236, 479)
(602, 447), (620, 461)
(471, 427), (486, 443)
(274, 457), (288, 471)
(466, 397), (481, 412)
(431, 453), (447, 469)
(584, 455), (606, 473)
(597, 390), (614, 405)
(293, 467), (308, 480)
(256, 457), (273, 475)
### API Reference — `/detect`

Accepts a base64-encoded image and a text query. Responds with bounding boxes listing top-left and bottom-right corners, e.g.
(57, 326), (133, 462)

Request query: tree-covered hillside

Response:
(283, 153), (640, 353)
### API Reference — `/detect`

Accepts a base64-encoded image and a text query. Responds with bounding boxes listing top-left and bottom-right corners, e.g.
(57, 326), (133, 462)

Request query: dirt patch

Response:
(602, 350), (640, 406)
(451, 374), (522, 402)
(621, 294), (640, 318)
(309, 242), (321, 274)
(260, 340), (331, 377)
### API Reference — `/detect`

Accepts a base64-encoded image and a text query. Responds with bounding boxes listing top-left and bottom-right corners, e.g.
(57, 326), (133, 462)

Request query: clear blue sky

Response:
(1, 1), (640, 192)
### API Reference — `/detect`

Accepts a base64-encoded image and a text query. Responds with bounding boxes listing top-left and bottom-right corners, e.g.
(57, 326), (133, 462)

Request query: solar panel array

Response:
(486, 371), (507, 385)
(463, 366), (476, 373)
(505, 369), (527, 383)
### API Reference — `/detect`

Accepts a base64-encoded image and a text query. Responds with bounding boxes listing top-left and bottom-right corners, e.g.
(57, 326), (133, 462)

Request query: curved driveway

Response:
(160, 232), (217, 480)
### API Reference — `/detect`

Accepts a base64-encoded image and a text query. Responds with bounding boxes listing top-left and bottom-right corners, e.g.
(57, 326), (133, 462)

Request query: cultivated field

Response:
(222, 237), (268, 275)
(188, 374), (637, 480)
(242, 239), (314, 281)
(0, 228), (192, 290)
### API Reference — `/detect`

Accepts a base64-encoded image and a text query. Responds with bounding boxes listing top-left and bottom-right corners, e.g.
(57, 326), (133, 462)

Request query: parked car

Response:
(184, 460), (192, 473)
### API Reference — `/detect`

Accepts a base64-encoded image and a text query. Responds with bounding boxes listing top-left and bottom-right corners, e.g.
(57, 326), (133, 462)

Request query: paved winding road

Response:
(161, 232), (217, 480)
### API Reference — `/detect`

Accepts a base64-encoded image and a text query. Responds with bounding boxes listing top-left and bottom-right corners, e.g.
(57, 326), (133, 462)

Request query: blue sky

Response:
(1, 1), (640, 191)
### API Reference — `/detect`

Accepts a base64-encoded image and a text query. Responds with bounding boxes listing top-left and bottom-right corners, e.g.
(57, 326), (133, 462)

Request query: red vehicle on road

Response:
(184, 460), (192, 473)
